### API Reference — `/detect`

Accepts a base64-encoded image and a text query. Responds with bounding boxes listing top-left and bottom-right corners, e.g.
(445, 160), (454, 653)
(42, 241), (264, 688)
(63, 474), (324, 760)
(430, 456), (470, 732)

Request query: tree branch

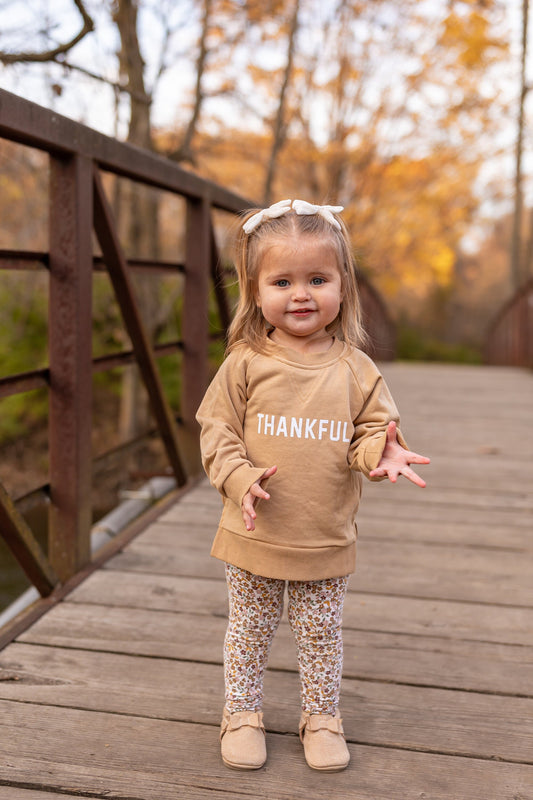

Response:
(0, 0), (94, 65)
(55, 58), (151, 105)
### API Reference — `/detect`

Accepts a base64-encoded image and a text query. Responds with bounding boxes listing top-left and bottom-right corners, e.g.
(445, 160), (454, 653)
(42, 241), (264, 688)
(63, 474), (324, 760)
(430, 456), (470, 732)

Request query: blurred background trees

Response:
(0, 0), (531, 396)
(2, 0), (531, 611)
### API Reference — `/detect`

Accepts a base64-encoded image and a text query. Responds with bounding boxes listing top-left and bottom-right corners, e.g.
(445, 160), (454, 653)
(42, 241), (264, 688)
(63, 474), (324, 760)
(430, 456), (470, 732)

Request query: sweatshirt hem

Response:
(211, 526), (356, 581)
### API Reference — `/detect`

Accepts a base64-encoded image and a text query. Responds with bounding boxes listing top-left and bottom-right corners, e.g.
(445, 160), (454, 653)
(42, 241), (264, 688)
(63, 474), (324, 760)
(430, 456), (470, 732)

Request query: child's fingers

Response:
(242, 493), (257, 519)
(401, 466), (427, 488)
(250, 483), (270, 501)
(242, 467), (276, 531)
(262, 465), (278, 479)
(241, 496), (256, 531)
(386, 420), (397, 441)
(242, 510), (255, 531)
(408, 452), (431, 464)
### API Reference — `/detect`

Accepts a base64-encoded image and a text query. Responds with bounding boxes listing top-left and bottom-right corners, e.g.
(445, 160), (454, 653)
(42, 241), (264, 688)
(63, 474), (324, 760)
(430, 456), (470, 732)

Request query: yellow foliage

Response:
(171, 127), (482, 316)
(440, 9), (506, 69)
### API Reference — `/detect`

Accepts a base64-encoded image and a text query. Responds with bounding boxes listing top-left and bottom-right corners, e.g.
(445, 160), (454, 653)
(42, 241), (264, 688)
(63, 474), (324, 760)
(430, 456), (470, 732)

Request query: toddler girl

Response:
(196, 199), (429, 772)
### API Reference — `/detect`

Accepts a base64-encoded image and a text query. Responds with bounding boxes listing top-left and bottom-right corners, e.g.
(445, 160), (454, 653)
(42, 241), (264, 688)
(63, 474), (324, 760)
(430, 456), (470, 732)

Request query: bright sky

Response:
(0, 0), (200, 137)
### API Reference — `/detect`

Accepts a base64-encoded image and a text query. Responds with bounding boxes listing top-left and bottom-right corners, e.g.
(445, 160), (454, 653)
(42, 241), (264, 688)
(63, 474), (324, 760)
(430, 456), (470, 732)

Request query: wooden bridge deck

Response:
(0, 362), (532, 800)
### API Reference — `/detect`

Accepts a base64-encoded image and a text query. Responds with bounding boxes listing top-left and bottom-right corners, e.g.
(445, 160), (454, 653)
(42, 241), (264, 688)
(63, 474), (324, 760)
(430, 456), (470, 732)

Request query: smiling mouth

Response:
(290, 309), (315, 315)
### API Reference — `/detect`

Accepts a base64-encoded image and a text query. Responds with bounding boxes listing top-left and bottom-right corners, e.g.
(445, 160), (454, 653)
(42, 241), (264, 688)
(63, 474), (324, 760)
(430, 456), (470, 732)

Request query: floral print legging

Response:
(224, 563), (348, 715)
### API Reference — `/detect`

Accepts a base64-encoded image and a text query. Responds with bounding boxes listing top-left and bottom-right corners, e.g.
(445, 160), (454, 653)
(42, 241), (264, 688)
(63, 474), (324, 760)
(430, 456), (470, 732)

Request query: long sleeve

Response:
(196, 351), (267, 507)
(347, 360), (407, 479)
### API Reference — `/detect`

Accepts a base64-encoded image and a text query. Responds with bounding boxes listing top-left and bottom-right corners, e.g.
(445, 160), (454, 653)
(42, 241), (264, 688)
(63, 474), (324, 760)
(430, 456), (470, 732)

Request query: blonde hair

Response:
(226, 206), (367, 353)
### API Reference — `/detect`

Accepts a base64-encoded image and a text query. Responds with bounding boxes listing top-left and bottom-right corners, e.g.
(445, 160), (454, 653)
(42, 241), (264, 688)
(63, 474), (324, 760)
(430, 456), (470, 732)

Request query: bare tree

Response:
(170, 0), (213, 164)
(263, 0), (300, 205)
(511, 0), (530, 290)
(0, 0), (94, 64)
(111, 0), (161, 440)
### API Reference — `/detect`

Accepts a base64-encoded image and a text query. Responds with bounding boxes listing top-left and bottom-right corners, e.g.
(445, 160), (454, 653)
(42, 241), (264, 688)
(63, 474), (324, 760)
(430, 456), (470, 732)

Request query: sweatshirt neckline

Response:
(264, 336), (346, 366)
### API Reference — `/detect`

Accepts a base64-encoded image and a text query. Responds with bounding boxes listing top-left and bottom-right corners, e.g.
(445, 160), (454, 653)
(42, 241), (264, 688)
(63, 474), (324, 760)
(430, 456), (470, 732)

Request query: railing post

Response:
(181, 197), (211, 473)
(48, 153), (93, 581)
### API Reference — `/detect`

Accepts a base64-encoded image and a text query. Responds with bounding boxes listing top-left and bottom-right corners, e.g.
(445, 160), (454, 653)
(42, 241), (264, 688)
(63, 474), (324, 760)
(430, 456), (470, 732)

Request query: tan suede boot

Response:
(220, 708), (267, 770)
(299, 711), (350, 772)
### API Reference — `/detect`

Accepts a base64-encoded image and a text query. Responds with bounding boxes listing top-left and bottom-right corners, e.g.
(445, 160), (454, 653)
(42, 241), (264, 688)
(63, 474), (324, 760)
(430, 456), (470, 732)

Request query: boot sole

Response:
(222, 756), (266, 770)
(306, 760), (350, 772)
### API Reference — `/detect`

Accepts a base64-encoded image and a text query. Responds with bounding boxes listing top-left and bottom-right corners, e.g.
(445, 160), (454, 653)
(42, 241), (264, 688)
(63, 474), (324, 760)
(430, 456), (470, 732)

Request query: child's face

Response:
(255, 235), (343, 353)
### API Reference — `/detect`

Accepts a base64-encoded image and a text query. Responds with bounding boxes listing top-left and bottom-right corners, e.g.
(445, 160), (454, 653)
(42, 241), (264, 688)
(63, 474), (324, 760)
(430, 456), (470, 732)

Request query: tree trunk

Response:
(112, 0), (160, 441)
(510, 0), (529, 291)
(263, 0), (300, 205)
(174, 0), (212, 163)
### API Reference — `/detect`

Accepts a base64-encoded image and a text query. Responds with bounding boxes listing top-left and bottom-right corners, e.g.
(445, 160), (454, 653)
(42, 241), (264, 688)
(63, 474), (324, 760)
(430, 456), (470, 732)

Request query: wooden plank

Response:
(133, 508), (532, 554)
(361, 483), (533, 514)
(66, 569), (533, 645)
(355, 515), (531, 550)
(17, 604), (533, 696)
(355, 539), (533, 606)
(107, 497), (533, 565)
(394, 453), (529, 491)
(1, 363), (531, 800)
(0, 786), (255, 800)
(118, 510), (532, 568)
(1, 643), (532, 764)
(1, 700), (531, 800)
(379, 365), (533, 460)
(101, 528), (533, 607)
(0, 791), (83, 800)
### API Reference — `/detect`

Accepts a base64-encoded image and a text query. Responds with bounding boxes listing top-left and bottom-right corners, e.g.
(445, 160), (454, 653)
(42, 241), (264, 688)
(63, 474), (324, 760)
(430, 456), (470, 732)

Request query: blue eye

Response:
(311, 277), (325, 285)
(275, 279), (289, 287)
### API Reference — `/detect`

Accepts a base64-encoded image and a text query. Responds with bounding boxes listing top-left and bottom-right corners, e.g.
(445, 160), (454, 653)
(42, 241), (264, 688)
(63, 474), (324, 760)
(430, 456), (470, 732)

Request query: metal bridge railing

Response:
(485, 278), (533, 369)
(0, 88), (396, 645)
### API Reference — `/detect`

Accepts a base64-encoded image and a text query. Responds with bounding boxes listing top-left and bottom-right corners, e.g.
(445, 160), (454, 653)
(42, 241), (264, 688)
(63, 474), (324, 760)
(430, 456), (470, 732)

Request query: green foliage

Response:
(0, 274), (48, 442)
(397, 325), (482, 364)
(156, 353), (182, 410)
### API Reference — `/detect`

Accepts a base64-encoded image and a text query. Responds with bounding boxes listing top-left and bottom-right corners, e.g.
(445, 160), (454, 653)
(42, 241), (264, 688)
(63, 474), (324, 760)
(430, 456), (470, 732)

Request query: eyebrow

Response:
(263, 265), (338, 279)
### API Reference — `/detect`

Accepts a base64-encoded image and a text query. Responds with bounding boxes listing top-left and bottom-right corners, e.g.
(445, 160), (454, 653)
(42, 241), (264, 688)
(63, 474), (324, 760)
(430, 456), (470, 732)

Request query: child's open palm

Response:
(369, 421), (430, 488)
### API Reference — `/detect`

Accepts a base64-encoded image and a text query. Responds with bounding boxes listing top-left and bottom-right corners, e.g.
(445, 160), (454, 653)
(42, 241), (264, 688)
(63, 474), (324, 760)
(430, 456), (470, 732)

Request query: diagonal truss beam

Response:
(0, 482), (59, 597)
(92, 167), (187, 487)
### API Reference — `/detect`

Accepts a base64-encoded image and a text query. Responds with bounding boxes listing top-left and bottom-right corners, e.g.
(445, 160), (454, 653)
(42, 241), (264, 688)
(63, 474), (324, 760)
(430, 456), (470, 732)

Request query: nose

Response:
(292, 282), (311, 301)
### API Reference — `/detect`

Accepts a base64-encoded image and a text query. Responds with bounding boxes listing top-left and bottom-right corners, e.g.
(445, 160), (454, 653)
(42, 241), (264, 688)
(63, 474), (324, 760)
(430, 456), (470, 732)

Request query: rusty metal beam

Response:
(0, 368), (49, 398)
(0, 481), (59, 597)
(0, 249), (48, 270)
(93, 255), (185, 274)
(181, 197), (211, 474)
(91, 340), (182, 373)
(0, 88), (253, 213)
(210, 223), (232, 336)
(92, 167), (187, 486)
(48, 153), (94, 582)
(485, 277), (533, 367)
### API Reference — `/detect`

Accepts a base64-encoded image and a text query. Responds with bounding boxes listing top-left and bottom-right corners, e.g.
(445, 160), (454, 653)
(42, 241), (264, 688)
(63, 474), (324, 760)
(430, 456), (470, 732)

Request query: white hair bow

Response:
(292, 199), (344, 230)
(242, 199), (292, 234)
(242, 199), (344, 234)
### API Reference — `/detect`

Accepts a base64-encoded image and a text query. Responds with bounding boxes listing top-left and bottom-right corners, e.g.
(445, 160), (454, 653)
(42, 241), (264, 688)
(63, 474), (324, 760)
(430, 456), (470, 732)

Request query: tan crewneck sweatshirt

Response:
(196, 337), (405, 581)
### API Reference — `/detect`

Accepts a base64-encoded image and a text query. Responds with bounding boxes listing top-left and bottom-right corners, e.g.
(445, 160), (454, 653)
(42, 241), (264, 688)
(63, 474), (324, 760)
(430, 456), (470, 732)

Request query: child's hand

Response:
(369, 421), (430, 488)
(242, 465), (277, 531)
